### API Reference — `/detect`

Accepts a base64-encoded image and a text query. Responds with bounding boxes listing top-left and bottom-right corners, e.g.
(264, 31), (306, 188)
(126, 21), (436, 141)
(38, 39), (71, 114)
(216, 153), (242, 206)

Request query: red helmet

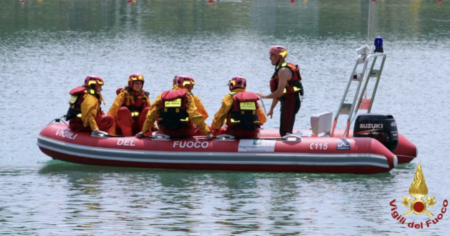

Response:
(128, 73), (144, 88)
(228, 76), (247, 91)
(269, 45), (288, 61)
(84, 75), (104, 91)
(175, 75), (195, 92)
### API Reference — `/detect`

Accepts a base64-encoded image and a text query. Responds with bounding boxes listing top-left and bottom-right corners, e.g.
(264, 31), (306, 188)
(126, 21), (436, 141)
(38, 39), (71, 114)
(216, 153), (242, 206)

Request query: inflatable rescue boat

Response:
(37, 45), (417, 174)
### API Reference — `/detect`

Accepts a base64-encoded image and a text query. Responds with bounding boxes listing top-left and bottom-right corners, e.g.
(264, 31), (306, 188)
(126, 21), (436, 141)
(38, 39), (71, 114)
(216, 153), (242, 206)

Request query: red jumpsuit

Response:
(107, 89), (151, 136)
(68, 89), (115, 134)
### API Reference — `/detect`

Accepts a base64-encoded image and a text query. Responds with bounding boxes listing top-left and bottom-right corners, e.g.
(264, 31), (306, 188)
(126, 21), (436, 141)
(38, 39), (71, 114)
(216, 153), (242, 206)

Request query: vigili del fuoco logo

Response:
(389, 164), (448, 229)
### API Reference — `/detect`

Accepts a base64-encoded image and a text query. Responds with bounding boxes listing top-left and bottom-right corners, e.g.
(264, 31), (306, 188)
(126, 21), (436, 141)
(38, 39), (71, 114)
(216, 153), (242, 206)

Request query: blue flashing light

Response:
(374, 37), (383, 53)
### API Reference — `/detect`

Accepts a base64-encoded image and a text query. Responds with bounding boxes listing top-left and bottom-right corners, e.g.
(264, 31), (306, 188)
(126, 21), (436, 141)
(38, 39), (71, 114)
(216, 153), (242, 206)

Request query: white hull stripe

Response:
(37, 135), (391, 169)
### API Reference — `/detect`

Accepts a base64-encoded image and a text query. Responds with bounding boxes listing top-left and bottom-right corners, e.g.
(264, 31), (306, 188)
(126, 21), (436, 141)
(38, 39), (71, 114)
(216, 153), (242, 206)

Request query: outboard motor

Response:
(354, 114), (398, 151)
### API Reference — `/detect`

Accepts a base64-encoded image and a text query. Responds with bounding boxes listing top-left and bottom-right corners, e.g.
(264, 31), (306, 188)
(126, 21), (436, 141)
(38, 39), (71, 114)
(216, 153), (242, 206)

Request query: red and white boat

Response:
(37, 48), (417, 174)
(38, 122), (403, 174)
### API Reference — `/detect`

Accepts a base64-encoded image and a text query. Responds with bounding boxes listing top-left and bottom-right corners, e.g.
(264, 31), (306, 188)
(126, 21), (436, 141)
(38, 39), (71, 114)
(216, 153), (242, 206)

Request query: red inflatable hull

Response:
(37, 122), (404, 174)
(259, 129), (417, 164)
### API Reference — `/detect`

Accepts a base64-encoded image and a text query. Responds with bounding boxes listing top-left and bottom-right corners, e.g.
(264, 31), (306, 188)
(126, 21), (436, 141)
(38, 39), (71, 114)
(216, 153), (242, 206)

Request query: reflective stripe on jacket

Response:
(270, 62), (303, 97)
(211, 88), (266, 131)
(142, 87), (210, 134)
(66, 86), (102, 130)
(107, 88), (151, 119)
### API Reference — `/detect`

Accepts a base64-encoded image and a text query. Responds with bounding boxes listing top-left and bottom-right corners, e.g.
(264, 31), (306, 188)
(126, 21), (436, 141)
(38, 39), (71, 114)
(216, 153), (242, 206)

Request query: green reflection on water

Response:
(1, 0), (449, 40)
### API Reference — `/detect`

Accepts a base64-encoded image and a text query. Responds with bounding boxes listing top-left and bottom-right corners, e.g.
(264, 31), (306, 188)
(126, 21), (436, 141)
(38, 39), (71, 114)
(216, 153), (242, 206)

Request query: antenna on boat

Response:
(330, 0), (387, 138)
(367, 0), (374, 46)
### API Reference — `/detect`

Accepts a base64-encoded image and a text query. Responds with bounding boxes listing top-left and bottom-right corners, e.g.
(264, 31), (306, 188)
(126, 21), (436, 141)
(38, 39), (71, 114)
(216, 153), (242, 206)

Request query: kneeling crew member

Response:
(66, 76), (115, 134)
(136, 75), (212, 139)
(211, 76), (266, 139)
(107, 73), (151, 136)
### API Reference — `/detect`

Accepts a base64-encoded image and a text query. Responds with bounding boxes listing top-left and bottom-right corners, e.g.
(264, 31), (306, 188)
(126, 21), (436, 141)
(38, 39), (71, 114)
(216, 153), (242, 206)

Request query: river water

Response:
(1, 0), (450, 235)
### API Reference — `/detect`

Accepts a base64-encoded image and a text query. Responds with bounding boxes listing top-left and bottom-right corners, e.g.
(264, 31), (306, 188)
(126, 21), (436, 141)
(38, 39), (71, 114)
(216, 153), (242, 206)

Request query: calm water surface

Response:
(1, 0), (450, 235)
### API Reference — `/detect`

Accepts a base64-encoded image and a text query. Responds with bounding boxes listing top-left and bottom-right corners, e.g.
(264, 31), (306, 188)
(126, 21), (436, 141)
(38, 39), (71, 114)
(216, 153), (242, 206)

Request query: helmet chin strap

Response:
(275, 57), (282, 70)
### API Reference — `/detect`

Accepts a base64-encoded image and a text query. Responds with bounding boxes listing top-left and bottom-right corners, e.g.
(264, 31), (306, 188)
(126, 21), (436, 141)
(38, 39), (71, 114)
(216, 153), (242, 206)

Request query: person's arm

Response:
(257, 105), (267, 126)
(193, 95), (208, 120)
(141, 95), (161, 133)
(107, 92), (125, 119)
(266, 98), (279, 119)
(257, 68), (292, 99)
(81, 94), (100, 130)
(211, 95), (233, 131)
(144, 94), (151, 108)
(186, 95), (211, 135)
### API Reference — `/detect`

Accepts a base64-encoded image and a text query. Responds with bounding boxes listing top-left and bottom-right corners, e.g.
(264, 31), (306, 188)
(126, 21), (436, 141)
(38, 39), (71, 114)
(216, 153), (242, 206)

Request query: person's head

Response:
(128, 73), (144, 92)
(174, 75), (195, 92)
(269, 45), (287, 66)
(228, 76), (247, 91)
(84, 75), (104, 93)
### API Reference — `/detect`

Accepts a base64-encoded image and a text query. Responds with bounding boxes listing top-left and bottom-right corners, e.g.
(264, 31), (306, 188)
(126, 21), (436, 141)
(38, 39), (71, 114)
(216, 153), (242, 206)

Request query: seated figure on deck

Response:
(211, 76), (266, 139)
(107, 73), (151, 136)
(65, 76), (115, 135)
(136, 75), (212, 139)
(172, 75), (209, 126)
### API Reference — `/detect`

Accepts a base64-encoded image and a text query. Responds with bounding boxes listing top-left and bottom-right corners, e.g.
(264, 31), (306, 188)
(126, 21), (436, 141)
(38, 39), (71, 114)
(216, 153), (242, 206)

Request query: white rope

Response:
(257, 95), (267, 114)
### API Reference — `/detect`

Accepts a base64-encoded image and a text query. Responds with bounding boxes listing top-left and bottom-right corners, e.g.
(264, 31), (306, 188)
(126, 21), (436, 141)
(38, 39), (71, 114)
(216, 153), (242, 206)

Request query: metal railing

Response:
(331, 50), (387, 138)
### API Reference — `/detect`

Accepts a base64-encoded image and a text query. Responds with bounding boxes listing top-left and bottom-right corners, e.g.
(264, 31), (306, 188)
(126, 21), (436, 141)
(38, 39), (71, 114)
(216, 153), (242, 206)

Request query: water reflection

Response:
(37, 161), (399, 234)
(2, 0), (449, 40)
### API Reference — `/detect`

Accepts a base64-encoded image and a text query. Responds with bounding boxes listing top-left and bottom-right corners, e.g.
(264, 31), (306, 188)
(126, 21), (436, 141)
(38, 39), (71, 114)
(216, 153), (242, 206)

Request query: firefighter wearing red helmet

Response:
(107, 73), (152, 136)
(136, 75), (212, 139)
(256, 45), (304, 136)
(172, 75), (209, 123)
(211, 76), (267, 138)
(66, 75), (115, 135)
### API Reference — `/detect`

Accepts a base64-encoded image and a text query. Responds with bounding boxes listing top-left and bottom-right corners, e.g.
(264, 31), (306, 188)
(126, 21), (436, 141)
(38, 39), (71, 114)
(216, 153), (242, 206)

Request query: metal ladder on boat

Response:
(331, 47), (387, 138)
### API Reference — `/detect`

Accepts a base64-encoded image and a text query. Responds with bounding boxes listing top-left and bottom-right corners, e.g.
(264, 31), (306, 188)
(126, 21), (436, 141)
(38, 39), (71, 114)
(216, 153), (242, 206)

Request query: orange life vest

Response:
(226, 92), (261, 130)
